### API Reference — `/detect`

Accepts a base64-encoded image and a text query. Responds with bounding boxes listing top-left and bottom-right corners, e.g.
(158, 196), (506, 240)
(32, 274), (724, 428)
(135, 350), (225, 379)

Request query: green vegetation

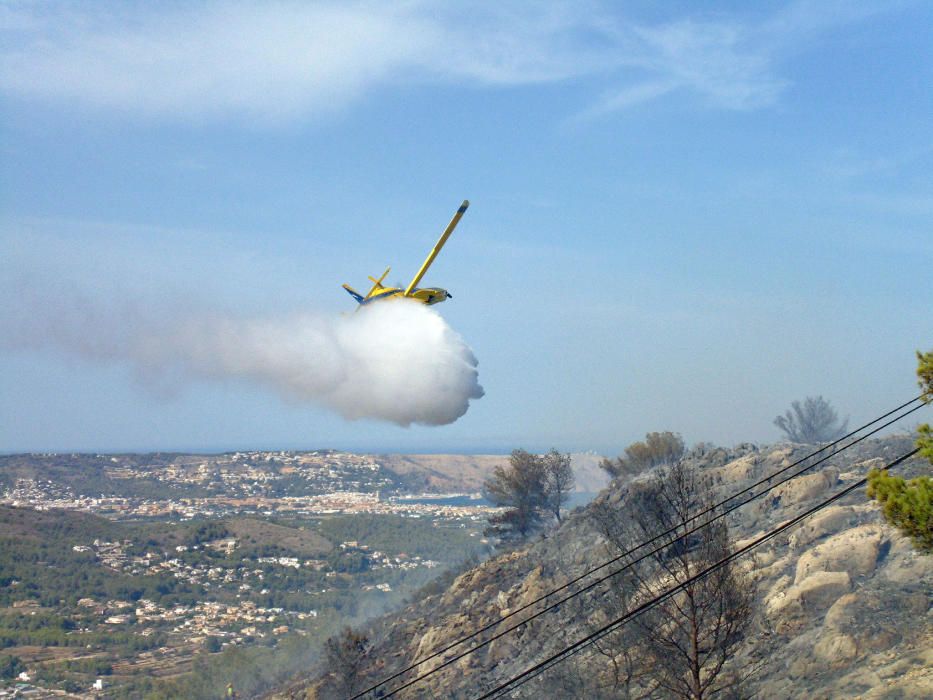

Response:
(0, 501), (486, 698)
(224, 517), (332, 556)
(483, 449), (575, 540)
(185, 521), (230, 545)
(918, 349), (933, 395)
(917, 349), (933, 463)
(0, 510), (200, 610)
(61, 657), (113, 676)
(867, 469), (933, 551)
(600, 431), (685, 478)
(121, 630), (331, 700)
(0, 654), (25, 679)
(0, 450), (490, 698)
(0, 624), (165, 653)
(918, 424), (933, 464)
(314, 513), (486, 561)
(0, 453), (214, 500)
(867, 350), (933, 552)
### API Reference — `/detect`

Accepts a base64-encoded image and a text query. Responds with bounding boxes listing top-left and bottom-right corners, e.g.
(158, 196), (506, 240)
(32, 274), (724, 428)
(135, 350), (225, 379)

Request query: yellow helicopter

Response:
(342, 200), (469, 307)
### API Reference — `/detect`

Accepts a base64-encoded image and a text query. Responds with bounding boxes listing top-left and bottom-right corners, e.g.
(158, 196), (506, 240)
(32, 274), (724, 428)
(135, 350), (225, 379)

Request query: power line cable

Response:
(381, 403), (922, 698)
(368, 397), (927, 698)
(475, 447), (921, 699)
(358, 394), (925, 699)
(479, 447), (922, 698)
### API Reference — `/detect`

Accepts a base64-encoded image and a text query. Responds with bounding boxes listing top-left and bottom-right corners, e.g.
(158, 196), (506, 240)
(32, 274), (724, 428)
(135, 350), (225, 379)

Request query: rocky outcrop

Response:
(786, 504), (864, 549)
(813, 629), (858, 664)
(764, 467), (839, 510)
(272, 438), (932, 700)
(794, 524), (887, 583)
(766, 570), (852, 633)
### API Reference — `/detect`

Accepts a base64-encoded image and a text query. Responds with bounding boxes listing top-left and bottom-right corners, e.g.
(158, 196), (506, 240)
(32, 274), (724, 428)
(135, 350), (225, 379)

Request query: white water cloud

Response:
(0, 1), (892, 123)
(4, 293), (484, 427)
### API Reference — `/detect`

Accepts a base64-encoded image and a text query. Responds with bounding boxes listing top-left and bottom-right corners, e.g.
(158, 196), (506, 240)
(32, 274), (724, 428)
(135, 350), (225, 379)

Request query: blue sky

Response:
(1, 0), (931, 455)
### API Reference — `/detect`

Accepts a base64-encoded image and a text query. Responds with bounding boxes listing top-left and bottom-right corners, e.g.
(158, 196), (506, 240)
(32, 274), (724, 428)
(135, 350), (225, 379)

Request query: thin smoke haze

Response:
(4, 293), (484, 426)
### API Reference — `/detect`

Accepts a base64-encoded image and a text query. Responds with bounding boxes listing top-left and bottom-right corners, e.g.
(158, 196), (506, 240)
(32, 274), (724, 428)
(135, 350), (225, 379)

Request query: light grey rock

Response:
(794, 524), (886, 584)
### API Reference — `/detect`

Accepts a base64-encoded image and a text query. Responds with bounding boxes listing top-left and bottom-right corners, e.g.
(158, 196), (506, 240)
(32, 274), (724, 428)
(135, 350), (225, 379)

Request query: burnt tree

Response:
(585, 461), (755, 699)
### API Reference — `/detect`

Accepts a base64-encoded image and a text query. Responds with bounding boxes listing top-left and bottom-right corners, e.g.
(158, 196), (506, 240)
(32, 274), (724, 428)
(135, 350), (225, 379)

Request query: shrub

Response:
(322, 627), (371, 698)
(0, 654), (25, 679)
(483, 449), (574, 539)
(774, 396), (848, 443)
(600, 432), (685, 478)
(867, 469), (933, 552)
(917, 349), (933, 398)
(918, 424), (933, 465)
(916, 350), (933, 463)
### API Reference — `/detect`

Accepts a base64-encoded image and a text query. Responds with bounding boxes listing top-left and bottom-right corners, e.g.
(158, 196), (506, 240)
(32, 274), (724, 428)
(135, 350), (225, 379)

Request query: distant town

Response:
(0, 451), (499, 697)
(0, 450), (496, 521)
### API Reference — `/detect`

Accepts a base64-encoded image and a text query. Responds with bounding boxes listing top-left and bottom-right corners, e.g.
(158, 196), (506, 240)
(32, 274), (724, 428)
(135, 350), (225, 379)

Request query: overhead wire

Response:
(379, 401), (924, 698)
(475, 447), (922, 699)
(362, 394), (928, 699)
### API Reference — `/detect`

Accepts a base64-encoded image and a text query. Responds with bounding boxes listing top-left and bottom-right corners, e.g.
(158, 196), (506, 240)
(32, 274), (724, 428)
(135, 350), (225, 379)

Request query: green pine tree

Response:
(918, 350), (933, 462)
(865, 349), (933, 552)
(866, 469), (933, 551)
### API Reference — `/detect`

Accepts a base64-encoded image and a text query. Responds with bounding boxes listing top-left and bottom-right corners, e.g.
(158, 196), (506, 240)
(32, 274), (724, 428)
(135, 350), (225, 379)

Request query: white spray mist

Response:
(5, 294), (484, 426)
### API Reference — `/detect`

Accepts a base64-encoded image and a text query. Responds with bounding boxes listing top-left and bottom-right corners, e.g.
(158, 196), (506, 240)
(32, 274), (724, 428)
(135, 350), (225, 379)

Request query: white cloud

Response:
(0, 1), (892, 123)
(581, 81), (678, 119)
(1, 2), (433, 122)
(630, 19), (788, 110)
(1, 1), (616, 123)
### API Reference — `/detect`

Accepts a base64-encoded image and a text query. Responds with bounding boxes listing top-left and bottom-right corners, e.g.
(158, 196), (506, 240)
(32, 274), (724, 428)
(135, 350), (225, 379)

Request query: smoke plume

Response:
(5, 295), (484, 426)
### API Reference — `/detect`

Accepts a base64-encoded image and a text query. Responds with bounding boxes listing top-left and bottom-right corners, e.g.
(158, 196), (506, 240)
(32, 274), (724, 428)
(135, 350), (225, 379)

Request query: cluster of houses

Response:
(0, 452), (494, 698)
(76, 538), (318, 588)
(1, 447), (501, 526)
(103, 450), (394, 495)
(68, 594), (319, 645)
(141, 598), (317, 644)
(3, 473), (495, 522)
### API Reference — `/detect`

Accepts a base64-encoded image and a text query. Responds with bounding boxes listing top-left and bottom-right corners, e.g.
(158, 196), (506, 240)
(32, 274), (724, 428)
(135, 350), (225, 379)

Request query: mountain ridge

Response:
(270, 436), (933, 699)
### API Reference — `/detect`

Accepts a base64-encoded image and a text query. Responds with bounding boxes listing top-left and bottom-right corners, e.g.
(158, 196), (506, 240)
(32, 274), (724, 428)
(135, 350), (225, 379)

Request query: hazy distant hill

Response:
(377, 453), (610, 494)
(0, 451), (609, 501)
(0, 502), (483, 698)
(272, 436), (933, 699)
(224, 518), (333, 556)
(0, 503), (123, 543)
